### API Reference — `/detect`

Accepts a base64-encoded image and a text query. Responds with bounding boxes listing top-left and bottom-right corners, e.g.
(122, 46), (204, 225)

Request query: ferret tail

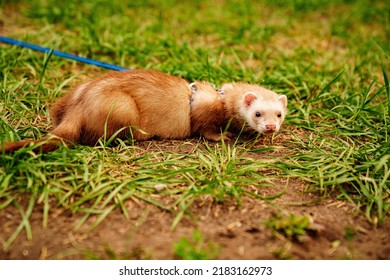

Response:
(1, 117), (81, 154)
(0, 135), (74, 154)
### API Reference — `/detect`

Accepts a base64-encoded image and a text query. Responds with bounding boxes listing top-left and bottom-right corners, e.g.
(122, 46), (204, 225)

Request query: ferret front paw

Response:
(202, 131), (235, 142)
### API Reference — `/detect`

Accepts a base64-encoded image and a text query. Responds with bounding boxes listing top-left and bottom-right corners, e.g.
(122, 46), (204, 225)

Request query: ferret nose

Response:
(265, 124), (276, 132)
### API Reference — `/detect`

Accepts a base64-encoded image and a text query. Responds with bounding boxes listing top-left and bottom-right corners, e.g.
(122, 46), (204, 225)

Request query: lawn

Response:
(0, 0), (389, 259)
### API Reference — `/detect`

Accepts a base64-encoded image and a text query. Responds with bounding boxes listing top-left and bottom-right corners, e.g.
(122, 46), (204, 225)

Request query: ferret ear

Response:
(221, 83), (234, 91)
(278, 95), (287, 108)
(189, 82), (197, 93)
(243, 92), (257, 107)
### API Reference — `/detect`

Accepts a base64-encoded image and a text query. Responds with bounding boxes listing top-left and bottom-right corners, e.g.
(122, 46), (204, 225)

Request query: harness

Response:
(188, 82), (225, 108)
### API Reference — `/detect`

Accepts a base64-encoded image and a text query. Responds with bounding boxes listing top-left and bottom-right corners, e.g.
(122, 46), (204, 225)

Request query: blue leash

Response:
(0, 36), (129, 71)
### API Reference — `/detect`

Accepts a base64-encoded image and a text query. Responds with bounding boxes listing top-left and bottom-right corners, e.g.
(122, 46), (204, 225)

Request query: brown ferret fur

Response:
(1, 70), (288, 154)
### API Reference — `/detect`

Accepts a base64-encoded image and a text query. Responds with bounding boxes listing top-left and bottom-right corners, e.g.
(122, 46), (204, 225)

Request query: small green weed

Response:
(264, 213), (310, 240)
(173, 230), (220, 260)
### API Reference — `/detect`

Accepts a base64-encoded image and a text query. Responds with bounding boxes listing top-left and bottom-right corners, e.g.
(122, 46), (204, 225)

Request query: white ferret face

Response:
(240, 90), (288, 134)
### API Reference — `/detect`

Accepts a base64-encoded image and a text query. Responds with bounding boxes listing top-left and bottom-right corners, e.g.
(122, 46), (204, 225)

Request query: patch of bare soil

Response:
(1, 135), (389, 260)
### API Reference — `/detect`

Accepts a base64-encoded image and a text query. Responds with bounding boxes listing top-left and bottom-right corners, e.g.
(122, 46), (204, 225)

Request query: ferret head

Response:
(241, 91), (287, 134)
(222, 83), (287, 134)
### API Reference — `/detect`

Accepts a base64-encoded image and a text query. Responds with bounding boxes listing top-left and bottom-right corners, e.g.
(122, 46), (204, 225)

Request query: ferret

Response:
(1, 70), (287, 154)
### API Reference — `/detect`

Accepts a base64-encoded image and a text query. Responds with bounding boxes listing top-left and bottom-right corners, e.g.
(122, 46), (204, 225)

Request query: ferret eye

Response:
(255, 112), (261, 117)
(277, 113), (282, 118)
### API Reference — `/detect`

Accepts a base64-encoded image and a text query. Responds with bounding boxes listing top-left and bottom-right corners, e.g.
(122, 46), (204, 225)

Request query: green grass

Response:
(0, 0), (389, 255)
(276, 66), (390, 225)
